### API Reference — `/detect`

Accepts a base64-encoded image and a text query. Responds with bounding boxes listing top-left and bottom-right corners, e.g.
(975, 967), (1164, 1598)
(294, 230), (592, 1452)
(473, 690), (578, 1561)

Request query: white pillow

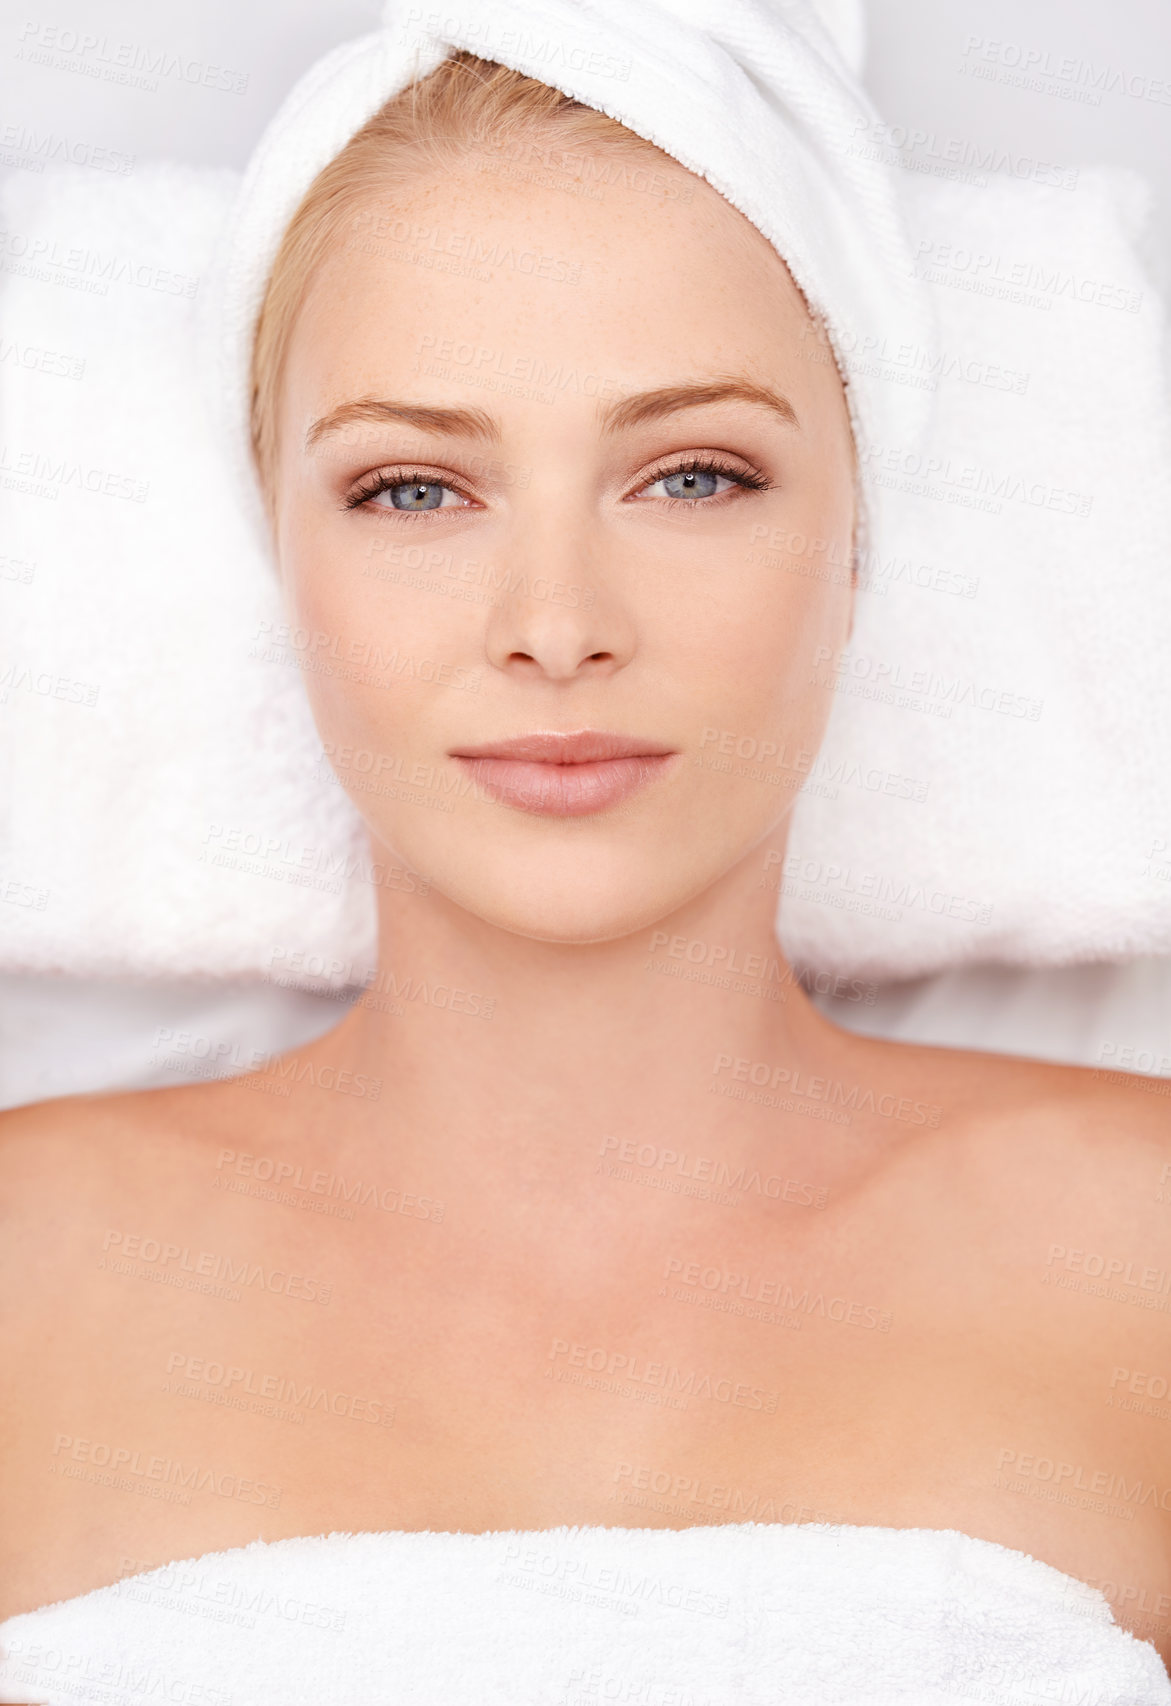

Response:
(1, 156), (1169, 987)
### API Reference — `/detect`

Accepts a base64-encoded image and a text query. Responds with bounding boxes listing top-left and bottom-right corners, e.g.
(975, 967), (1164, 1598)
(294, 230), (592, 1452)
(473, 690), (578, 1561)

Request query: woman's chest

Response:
(11, 1180), (1171, 1668)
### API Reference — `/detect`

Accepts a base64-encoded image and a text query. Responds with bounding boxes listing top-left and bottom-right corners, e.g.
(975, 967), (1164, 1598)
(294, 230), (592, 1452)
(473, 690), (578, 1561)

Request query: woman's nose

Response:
(481, 515), (637, 681)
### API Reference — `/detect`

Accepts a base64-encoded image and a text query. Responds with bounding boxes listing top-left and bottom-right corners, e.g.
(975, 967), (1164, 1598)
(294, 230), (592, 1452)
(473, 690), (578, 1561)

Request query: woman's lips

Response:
(454, 753), (675, 816)
(449, 731), (677, 817)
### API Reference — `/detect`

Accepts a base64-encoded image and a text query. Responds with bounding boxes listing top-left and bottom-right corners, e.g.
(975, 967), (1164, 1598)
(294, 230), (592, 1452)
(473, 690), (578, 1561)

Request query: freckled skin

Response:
(1, 146), (1170, 1674)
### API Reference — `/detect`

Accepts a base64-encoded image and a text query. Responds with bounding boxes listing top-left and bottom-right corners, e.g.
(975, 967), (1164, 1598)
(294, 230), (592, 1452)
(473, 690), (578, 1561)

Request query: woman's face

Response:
(273, 140), (856, 943)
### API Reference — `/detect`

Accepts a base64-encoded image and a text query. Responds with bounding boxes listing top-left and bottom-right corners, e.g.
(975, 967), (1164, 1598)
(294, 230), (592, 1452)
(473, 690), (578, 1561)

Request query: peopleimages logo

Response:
(403, 11), (632, 82)
(645, 929), (873, 1004)
(546, 1337), (779, 1414)
(165, 1352), (395, 1428)
(810, 643), (1044, 721)
(215, 1147), (446, 1223)
(15, 21), (249, 93)
(99, 1228), (332, 1305)
(958, 34), (1171, 108)
(766, 849), (993, 927)
(0, 228), (198, 300)
(663, 1258), (893, 1333)
(51, 1433), (280, 1506)
(597, 1133), (827, 1205)
(710, 1053), (942, 1126)
(0, 441), (148, 498)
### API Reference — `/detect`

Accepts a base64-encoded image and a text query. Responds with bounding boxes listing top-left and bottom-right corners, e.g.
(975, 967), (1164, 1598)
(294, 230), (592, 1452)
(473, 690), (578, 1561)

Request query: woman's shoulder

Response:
(1006, 1052), (1171, 1270)
(860, 1032), (1171, 1231)
(871, 1029), (1171, 1145)
(2, 1083), (166, 1197)
(0, 1077), (267, 1271)
(972, 1045), (1171, 1171)
(1, 1075), (241, 1170)
(914, 1041), (1171, 1286)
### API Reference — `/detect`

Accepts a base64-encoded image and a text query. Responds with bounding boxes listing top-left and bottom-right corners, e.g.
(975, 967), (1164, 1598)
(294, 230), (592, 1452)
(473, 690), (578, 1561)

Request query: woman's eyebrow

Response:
(305, 377), (800, 452)
(600, 380), (801, 434)
(305, 398), (500, 450)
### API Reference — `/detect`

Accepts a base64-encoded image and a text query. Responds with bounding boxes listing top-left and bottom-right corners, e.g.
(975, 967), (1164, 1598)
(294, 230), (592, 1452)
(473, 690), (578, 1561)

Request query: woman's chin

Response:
(432, 865), (707, 949)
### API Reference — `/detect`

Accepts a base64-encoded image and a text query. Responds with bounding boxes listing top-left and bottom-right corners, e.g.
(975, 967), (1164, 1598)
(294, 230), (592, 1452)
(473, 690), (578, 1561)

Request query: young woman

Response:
(2, 45), (1169, 1703)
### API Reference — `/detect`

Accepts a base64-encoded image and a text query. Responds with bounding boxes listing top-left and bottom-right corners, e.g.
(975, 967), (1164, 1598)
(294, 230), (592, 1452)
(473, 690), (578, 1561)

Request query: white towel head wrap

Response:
(203, 0), (934, 565)
(3, 0), (1170, 987)
(199, 0), (935, 573)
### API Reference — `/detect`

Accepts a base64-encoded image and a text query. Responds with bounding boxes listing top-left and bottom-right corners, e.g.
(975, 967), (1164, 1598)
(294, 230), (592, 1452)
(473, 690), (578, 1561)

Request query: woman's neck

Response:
(296, 826), (876, 1200)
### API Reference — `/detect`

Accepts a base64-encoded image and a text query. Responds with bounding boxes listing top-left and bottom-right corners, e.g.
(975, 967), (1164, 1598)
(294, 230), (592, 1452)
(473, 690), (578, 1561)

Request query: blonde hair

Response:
(249, 50), (669, 510)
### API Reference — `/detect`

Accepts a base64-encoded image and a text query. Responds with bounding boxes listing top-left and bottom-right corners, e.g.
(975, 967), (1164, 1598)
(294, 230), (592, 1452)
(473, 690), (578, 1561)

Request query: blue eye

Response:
(639, 460), (770, 503)
(379, 480), (448, 511)
(344, 470), (470, 513)
(346, 457), (769, 516)
(652, 468), (730, 501)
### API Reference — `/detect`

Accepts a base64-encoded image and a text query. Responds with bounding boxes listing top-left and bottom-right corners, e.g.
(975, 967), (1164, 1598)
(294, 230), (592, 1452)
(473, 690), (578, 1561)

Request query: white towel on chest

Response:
(1, 1523), (1168, 1706)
